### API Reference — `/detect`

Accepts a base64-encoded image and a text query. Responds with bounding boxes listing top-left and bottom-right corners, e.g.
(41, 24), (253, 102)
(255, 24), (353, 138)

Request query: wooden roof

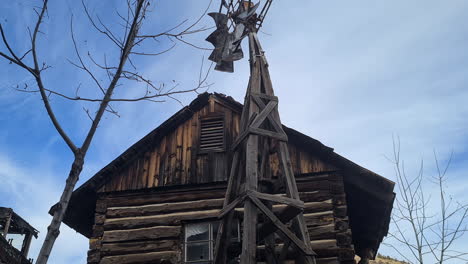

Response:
(0, 207), (38, 237)
(56, 92), (395, 255)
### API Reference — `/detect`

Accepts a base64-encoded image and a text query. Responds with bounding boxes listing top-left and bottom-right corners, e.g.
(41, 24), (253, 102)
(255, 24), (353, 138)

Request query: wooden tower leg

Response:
(214, 32), (316, 264)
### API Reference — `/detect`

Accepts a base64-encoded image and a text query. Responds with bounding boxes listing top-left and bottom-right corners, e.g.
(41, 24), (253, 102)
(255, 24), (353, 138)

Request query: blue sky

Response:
(1, 0), (468, 263)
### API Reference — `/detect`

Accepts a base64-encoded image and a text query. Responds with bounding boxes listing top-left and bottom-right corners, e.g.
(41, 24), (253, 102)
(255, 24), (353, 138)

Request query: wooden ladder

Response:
(213, 32), (317, 264)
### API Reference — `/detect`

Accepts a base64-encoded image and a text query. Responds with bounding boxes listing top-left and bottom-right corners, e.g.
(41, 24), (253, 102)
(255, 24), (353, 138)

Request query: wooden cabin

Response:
(58, 93), (395, 264)
(0, 207), (38, 264)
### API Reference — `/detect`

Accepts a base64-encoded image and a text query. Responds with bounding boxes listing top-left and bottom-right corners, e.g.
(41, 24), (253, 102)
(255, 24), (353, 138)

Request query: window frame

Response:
(183, 220), (240, 263)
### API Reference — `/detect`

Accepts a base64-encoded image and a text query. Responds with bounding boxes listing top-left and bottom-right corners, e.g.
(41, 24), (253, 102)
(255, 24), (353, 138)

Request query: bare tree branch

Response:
(0, 1), (214, 262)
(387, 137), (468, 264)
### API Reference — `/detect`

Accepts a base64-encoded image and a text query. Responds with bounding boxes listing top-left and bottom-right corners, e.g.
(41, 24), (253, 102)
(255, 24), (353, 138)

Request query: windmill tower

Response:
(206, 1), (317, 263)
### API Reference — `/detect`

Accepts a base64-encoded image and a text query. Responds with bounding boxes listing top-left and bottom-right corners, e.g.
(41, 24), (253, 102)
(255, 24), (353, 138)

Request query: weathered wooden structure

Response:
(213, 31), (316, 264)
(0, 207), (38, 264)
(57, 92), (395, 264)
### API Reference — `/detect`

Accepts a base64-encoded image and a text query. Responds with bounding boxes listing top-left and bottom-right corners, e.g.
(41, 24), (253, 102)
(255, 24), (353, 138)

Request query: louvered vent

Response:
(200, 117), (224, 151)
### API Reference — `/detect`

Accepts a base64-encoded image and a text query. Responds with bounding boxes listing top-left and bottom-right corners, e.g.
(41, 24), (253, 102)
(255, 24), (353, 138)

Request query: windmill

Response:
(206, 1), (317, 263)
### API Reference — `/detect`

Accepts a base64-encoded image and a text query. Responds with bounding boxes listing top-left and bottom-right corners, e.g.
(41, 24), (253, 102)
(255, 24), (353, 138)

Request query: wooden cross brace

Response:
(213, 32), (316, 264)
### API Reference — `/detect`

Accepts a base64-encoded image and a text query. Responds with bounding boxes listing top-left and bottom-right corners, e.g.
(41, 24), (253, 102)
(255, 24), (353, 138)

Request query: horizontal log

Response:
(87, 249), (100, 264)
(89, 238), (101, 250)
(309, 224), (336, 240)
(258, 258), (339, 264)
(334, 206), (347, 218)
(334, 219), (349, 232)
(257, 240), (345, 261)
(296, 180), (331, 192)
(304, 199), (333, 213)
(100, 251), (179, 264)
(329, 182), (345, 194)
(304, 211), (334, 227)
(332, 194), (346, 206)
(232, 200), (333, 216)
(338, 248), (356, 261)
(95, 214), (105, 225)
(104, 189), (226, 207)
(105, 202), (335, 231)
(106, 198), (224, 218)
(310, 239), (337, 250)
(316, 257), (340, 264)
(105, 210), (220, 230)
(336, 231), (353, 247)
(93, 225), (104, 238)
(96, 199), (107, 214)
(102, 226), (180, 242)
(298, 191), (331, 203)
(101, 240), (177, 257)
(104, 189), (330, 209)
(296, 174), (333, 182)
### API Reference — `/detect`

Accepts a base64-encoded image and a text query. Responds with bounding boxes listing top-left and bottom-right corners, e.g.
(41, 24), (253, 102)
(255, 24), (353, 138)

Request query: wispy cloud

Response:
(1, 0), (468, 263)
(0, 153), (88, 264)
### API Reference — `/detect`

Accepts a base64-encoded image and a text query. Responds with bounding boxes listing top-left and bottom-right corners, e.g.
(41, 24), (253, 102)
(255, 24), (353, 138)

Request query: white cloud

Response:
(2, 0), (468, 263)
(0, 154), (88, 264)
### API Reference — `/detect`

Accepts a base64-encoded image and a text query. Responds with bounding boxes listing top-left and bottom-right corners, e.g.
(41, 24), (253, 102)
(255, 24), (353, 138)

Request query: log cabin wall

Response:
(97, 96), (335, 193)
(88, 172), (355, 264)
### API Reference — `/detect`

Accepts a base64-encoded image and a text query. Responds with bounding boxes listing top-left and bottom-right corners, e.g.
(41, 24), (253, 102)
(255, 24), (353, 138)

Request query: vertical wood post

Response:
(21, 231), (33, 257)
(2, 209), (12, 238)
(214, 31), (316, 263)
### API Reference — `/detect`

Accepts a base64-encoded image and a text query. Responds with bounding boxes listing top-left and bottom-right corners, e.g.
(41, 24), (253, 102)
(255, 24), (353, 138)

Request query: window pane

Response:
(186, 242), (210, 261)
(186, 223), (209, 242)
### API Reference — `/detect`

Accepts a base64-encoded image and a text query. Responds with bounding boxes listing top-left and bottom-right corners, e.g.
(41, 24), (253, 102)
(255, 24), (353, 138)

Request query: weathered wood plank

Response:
(100, 240), (177, 256)
(102, 226), (180, 242)
(104, 210), (220, 230)
(308, 224), (336, 240)
(106, 198), (224, 218)
(304, 211), (335, 227)
(100, 251), (179, 264)
(147, 149), (156, 188)
(104, 189), (226, 207)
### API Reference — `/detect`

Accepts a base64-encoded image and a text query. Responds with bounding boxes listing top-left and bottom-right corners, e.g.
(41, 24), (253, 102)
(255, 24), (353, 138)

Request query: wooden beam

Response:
(249, 194), (311, 255)
(258, 205), (303, 242)
(2, 209), (12, 237)
(21, 231), (33, 257)
(104, 209), (219, 230)
(106, 198), (224, 218)
(249, 127), (288, 142)
(101, 240), (177, 256)
(218, 192), (247, 218)
(102, 226), (180, 242)
(250, 100), (278, 129)
(100, 251), (178, 264)
(251, 191), (304, 209)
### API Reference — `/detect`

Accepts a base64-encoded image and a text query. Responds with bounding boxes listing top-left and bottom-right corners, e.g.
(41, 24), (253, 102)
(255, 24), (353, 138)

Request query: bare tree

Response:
(0, 0), (212, 263)
(384, 138), (468, 264)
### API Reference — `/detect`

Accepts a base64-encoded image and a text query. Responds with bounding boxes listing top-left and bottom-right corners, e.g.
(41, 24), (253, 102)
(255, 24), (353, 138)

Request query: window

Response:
(199, 117), (225, 152)
(184, 221), (239, 263)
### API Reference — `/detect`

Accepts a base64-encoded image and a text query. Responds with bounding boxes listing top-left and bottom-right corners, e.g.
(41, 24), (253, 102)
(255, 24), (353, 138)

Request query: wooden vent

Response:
(200, 117), (224, 151)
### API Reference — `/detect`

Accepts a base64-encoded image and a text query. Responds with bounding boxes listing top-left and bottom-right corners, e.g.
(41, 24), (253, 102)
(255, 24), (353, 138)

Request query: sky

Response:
(1, 0), (468, 263)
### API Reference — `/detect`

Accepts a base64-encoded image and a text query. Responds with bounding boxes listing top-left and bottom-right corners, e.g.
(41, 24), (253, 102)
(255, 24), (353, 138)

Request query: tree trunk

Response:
(36, 152), (85, 264)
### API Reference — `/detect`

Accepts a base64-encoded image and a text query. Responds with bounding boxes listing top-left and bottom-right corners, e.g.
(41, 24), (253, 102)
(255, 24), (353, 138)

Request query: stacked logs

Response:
(88, 173), (355, 264)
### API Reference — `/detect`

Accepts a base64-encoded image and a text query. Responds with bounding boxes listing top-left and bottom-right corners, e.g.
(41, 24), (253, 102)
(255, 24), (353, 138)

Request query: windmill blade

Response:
(208, 12), (228, 28)
(236, 2), (260, 21)
(215, 60), (234, 73)
(207, 0), (274, 72)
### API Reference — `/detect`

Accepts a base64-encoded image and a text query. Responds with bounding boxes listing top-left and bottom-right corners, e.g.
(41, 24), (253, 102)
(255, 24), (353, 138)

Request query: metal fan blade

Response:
(206, 28), (226, 46)
(236, 2), (260, 21)
(215, 60), (234, 73)
(208, 12), (228, 28)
